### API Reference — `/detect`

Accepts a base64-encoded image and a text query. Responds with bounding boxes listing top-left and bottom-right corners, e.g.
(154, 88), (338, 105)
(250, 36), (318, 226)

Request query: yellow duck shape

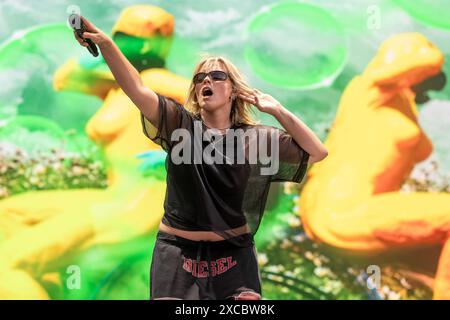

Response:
(299, 33), (450, 299)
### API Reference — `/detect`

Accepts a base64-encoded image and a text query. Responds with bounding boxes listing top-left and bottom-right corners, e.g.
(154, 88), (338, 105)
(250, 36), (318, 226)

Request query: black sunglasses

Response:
(193, 70), (228, 84)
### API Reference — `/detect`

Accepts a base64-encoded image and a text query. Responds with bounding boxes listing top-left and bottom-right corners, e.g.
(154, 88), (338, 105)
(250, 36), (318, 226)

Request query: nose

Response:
(202, 75), (212, 84)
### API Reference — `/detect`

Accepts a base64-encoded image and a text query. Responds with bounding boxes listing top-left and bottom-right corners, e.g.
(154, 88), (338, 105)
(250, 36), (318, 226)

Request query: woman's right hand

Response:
(73, 16), (111, 50)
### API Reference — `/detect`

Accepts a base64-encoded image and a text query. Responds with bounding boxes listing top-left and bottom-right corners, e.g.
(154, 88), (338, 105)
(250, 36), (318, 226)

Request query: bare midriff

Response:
(159, 222), (251, 241)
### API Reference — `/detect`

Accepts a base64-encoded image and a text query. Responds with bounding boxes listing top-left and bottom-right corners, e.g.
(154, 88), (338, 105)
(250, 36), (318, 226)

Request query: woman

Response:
(74, 16), (328, 300)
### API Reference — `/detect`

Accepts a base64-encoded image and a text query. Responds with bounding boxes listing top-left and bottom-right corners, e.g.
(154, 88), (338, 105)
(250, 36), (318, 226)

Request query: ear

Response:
(231, 87), (237, 99)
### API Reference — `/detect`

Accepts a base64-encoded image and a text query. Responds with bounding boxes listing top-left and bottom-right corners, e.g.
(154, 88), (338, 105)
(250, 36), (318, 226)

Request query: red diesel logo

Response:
(182, 255), (237, 278)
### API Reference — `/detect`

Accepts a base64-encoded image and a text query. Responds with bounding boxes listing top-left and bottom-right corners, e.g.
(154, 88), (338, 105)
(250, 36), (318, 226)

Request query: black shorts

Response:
(150, 230), (262, 300)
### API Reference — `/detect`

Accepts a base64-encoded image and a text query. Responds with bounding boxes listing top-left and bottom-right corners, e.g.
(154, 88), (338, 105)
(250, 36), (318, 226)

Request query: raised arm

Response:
(72, 16), (159, 127)
(239, 89), (328, 164)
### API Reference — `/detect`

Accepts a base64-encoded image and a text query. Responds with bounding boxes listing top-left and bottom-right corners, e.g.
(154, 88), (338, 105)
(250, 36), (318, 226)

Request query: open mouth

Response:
(202, 87), (214, 97)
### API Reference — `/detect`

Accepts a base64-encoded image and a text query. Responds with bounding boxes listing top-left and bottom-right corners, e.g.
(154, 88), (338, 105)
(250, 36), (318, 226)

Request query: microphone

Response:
(68, 14), (99, 57)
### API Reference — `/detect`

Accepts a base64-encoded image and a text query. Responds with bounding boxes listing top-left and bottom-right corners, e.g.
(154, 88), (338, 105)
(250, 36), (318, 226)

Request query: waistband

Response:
(156, 230), (254, 249)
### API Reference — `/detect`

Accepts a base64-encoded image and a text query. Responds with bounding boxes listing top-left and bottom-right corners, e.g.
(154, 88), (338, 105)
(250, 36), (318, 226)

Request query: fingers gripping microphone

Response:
(68, 14), (99, 57)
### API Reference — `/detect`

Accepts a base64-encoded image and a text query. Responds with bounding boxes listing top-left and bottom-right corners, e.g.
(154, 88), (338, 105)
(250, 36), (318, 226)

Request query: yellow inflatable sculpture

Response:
(0, 5), (190, 299)
(299, 33), (450, 299)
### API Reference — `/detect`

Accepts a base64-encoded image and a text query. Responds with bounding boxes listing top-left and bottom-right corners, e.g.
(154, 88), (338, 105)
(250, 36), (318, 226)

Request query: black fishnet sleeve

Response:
(140, 93), (187, 152)
(272, 127), (309, 183)
(257, 125), (309, 183)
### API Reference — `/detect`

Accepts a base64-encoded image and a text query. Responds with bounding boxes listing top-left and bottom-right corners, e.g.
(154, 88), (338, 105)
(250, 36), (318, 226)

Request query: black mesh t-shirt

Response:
(141, 93), (309, 247)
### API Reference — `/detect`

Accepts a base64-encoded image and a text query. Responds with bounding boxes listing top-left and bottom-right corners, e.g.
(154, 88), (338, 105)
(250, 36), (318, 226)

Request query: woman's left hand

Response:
(238, 89), (283, 116)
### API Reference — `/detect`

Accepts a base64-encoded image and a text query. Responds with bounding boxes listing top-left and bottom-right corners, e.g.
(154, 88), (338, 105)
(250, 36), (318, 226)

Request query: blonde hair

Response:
(185, 55), (259, 126)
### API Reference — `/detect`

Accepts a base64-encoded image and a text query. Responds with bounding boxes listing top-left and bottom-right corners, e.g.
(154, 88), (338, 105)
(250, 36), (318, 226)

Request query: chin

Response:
(199, 102), (212, 110)
(200, 101), (222, 111)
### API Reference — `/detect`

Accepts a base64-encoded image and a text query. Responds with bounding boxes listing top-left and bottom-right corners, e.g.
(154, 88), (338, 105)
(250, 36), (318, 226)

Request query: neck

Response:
(199, 104), (232, 130)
